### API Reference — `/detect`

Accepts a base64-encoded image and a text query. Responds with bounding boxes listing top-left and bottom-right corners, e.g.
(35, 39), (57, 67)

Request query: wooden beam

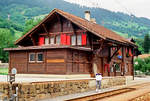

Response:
(39, 30), (87, 36)
(96, 39), (104, 54)
(108, 46), (121, 62)
(29, 35), (36, 45)
(55, 13), (63, 32)
(42, 24), (49, 34)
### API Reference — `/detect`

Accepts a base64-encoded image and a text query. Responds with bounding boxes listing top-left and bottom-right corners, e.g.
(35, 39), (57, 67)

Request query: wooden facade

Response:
(5, 9), (137, 77)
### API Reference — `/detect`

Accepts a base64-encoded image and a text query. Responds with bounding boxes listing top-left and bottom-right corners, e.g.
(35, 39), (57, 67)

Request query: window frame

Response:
(71, 34), (76, 46)
(56, 35), (61, 45)
(45, 37), (50, 45)
(36, 52), (44, 63)
(29, 53), (36, 63)
(115, 63), (121, 72)
(77, 34), (82, 45)
(50, 36), (55, 45)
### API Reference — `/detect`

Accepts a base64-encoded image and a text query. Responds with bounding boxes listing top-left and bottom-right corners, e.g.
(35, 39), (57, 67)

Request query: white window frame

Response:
(71, 35), (76, 45)
(56, 35), (60, 45)
(77, 34), (82, 45)
(50, 37), (55, 45)
(29, 53), (36, 63)
(45, 37), (49, 45)
(36, 52), (44, 62)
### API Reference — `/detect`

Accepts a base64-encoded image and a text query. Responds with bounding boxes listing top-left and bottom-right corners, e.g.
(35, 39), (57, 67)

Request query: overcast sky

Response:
(64, 0), (150, 19)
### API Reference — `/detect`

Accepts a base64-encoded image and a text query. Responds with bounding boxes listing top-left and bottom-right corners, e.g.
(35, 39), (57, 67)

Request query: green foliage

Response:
(0, 68), (8, 75)
(134, 57), (150, 73)
(143, 34), (150, 53)
(0, 28), (15, 62)
(23, 18), (42, 35)
(135, 38), (144, 54)
(0, 0), (150, 38)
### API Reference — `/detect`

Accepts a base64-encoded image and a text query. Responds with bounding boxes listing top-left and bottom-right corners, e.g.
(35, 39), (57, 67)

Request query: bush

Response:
(134, 57), (150, 75)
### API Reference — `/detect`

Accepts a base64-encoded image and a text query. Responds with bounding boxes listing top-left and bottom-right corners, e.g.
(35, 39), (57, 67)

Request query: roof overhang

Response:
(4, 45), (92, 52)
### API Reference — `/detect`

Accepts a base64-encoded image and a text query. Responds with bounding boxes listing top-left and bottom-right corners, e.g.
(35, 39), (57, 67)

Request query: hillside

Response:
(0, 0), (150, 38)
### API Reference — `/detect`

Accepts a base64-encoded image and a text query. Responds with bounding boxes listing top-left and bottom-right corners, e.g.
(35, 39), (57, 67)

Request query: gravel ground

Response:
(0, 75), (67, 82)
(0, 75), (150, 83)
(0, 75), (94, 83)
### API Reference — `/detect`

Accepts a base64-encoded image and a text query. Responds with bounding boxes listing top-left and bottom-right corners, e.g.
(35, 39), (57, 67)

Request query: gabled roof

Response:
(15, 8), (136, 46)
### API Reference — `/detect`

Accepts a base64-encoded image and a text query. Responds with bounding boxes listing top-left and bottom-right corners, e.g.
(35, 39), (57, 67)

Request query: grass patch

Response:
(0, 68), (8, 75)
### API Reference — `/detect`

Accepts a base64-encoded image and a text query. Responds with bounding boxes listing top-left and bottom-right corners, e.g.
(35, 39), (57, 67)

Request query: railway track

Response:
(66, 82), (150, 101)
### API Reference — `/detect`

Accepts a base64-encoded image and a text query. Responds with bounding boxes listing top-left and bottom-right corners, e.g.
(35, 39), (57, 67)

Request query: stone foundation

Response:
(0, 76), (126, 101)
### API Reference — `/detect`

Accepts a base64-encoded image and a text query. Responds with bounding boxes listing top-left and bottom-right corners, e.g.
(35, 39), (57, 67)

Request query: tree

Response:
(23, 18), (42, 35)
(0, 28), (15, 62)
(135, 38), (144, 54)
(143, 34), (150, 53)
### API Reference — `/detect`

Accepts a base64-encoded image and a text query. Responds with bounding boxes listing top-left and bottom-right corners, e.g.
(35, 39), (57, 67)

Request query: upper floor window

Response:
(56, 35), (60, 45)
(45, 37), (49, 45)
(38, 32), (87, 46)
(77, 34), (82, 45)
(50, 37), (55, 45)
(71, 35), (76, 45)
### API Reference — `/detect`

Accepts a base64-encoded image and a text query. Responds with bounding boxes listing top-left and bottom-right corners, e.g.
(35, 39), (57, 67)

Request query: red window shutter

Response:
(82, 33), (86, 45)
(118, 50), (122, 56)
(61, 34), (67, 45)
(39, 37), (44, 46)
(66, 35), (70, 45)
(129, 49), (133, 56)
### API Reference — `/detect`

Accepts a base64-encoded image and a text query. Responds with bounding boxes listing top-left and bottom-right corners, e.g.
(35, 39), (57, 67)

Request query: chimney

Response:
(91, 18), (96, 23)
(84, 11), (91, 21)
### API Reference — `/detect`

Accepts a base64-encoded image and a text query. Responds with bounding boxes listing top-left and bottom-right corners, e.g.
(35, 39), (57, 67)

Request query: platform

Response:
(39, 76), (150, 101)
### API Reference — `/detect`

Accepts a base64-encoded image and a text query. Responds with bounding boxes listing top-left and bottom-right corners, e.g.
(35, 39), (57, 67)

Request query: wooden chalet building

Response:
(5, 9), (137, 77)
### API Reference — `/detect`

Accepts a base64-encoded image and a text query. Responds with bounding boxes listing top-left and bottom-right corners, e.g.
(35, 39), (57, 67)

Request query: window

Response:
(71, 35), (76, 45)
(29, 53), (43, 63)
(45, 37), (49, 45)
(29, 53), (35, 62)
(56, 35), (60, 45)
(77, 34), (82, 45)
(115, 63), (121, 72)
(50, 37), (55, 45)
(110, 67), (114, 72)
(37, 53), (43, 62)
(124, 63), (128, 73)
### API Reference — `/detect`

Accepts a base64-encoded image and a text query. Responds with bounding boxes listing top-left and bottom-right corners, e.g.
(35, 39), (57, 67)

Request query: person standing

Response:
(96, 73), (102, 92)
